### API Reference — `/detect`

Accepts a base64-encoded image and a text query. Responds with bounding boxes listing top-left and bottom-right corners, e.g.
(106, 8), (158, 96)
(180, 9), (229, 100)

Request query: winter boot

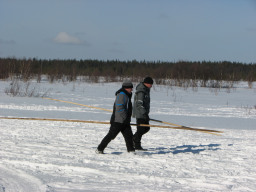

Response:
(128, 150), (136, 155)
(135, 145), (147, 151)
(95, 149), (104, 154)
(133, 139), (147, 151)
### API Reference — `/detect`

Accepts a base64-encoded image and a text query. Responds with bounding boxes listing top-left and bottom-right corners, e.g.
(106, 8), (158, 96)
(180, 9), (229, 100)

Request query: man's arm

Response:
(135, 91), (147, 117)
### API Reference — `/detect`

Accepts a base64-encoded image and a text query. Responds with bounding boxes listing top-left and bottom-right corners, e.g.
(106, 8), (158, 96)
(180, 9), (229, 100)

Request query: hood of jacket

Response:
(135, 82), (149, 94)
(115, 88), (132, 99)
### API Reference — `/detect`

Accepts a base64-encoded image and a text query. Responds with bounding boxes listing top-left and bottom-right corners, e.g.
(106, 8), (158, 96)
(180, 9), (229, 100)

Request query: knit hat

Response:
(122, 80), (133, 89)
(143, 77), (154, 84)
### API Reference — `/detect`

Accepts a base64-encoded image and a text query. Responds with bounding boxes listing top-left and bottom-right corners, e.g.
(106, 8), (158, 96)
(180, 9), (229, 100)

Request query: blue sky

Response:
(1, 0), (256, 63)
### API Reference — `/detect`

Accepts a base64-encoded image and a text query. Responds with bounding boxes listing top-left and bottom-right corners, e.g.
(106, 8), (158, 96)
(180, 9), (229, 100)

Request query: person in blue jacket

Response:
(96, 80), (135, 154)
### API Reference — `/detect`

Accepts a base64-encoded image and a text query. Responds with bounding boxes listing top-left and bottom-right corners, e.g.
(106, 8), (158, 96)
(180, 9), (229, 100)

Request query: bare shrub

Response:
(5, 79), (51, 97)
(248, 81), (253, 89)
(4, 80), (20, 96)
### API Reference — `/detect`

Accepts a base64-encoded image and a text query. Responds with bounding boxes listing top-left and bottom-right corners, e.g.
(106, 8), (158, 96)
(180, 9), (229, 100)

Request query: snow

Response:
(0, 80), (256, 192)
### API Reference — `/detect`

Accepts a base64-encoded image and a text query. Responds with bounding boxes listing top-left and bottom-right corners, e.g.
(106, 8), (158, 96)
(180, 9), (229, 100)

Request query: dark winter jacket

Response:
(110, 88), (132, 124)
(132, 82), (151, 119)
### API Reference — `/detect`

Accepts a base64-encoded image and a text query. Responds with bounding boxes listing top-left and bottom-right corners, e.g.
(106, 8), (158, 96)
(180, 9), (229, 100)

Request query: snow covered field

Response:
(0, 80), (256, 192)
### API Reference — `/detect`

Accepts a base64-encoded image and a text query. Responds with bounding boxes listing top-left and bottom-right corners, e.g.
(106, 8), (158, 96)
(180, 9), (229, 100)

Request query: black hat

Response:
(122, 80), (133, 89)
(143, 77), (154, 84)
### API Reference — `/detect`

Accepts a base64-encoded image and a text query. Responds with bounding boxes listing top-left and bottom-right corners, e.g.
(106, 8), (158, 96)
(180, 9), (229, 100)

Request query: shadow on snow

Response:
(146, 144), (221, 155)
(107, 144), (221, 155)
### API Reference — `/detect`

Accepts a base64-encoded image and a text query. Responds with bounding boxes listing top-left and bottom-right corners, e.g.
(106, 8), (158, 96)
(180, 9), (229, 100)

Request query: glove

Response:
(124, 117), (131, 125)
(144, 114), (150, 122)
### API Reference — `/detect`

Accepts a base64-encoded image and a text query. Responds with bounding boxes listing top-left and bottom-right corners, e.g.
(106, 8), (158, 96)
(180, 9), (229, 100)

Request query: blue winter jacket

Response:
(110, 88), (132, 124)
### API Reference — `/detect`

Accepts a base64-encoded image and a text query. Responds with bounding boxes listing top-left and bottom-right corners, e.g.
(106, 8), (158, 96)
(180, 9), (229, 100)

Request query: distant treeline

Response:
(0, 57), (255, 84)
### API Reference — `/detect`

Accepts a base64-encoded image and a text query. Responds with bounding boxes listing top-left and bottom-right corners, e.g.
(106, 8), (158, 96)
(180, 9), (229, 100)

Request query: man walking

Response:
(132, 77), (154, 150)
(96, 80), (135, 154)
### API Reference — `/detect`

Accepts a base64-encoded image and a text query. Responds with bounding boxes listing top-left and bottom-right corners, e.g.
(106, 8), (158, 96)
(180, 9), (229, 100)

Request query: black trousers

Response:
(133, 118), (150, 145)
(97, 122), (134, 152)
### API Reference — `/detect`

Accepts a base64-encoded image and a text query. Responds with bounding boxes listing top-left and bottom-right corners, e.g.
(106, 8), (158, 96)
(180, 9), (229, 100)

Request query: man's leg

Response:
(133, 118), (150, 150)
(97, 123), (121, 152)
(121, 125), (135, 152)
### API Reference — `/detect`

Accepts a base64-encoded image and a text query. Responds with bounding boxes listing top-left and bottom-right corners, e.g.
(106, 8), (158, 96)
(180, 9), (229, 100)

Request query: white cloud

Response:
(53, 32), (83, 45)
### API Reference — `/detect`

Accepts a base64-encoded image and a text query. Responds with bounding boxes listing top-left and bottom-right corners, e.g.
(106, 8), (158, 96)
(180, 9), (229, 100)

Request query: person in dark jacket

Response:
(132, 77), (154, 150)
(96, 80), (135, 154)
